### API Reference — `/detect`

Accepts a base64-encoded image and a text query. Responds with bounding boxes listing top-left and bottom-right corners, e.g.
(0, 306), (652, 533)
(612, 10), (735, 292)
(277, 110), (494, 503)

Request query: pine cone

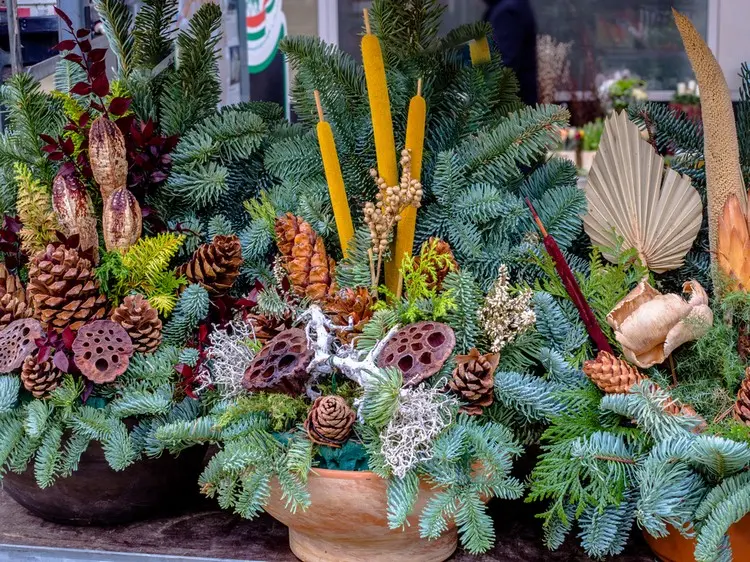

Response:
(177, 235), (243, 295)
(0, 263), (25, 302)
(247, 311), (292, 345)
(27, 244), (107, 332)
(583, 351), (646, 393)
(0, 293), (33, 328)
(735, 367), (750, 425)
(21, 353), (63, 398)
(449, 348), (499, 415)
(111, 294), (162, 353)
(324, 287), (375, 344)
(274, 214), (336, 301)
(304, 395), (356, 447)
(414, 238), (458, 292)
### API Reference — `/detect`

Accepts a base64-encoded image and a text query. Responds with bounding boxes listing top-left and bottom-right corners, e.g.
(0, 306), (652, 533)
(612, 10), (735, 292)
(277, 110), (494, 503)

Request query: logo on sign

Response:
(247, 0), (287, 74)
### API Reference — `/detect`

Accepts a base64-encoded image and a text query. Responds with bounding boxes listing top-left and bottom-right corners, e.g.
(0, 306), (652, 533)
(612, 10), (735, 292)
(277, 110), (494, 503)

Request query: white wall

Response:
(715, 0), (750, 97)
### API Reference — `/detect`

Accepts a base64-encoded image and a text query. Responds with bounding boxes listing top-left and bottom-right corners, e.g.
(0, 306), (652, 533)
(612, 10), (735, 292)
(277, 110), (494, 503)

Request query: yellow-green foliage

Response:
(218, 393), (310, 432)
(96, 233), (186, 314)
(243, 190), (276, 234)
(49, 92), (88, 156)
(14, 163), (59, 254)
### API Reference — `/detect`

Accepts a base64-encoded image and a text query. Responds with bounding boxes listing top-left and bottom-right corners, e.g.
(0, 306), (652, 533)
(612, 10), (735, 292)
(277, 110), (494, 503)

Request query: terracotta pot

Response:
(644, 514), (750, 562)
(3, 442), (207, 526)
(264, 468), (457, 562)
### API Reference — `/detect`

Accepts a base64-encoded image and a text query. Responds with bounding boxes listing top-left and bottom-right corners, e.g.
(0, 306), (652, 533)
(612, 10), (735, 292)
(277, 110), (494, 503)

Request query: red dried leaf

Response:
(47, 152), (64, 162)
(90, 101), (105, 113)
(109, 97), (132, 116)
(76, 28), (90, 38)
(63, 53), (83, 64)
(78, 39), (91, 53)
(62, 327), (76, 349)
(92, 74), (109, 97)
(54, 7), (73, 27)
(37, 345), (52, 365)
(53, 350), (70, 372)
(39, 134), (57, 145)
(70, 81), (92, 96)
(41, 144), (58, 154)
(54, 40), (76, 52)
(88, 48), (107, 63)
(79, 112), (90, 127)
(62, 138), (75, 155)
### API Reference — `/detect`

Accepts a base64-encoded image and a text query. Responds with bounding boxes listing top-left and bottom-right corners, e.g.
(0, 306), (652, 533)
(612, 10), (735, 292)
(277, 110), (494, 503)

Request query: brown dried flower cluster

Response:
(364, 149), (423, 257)
(479, 264), (536, 353)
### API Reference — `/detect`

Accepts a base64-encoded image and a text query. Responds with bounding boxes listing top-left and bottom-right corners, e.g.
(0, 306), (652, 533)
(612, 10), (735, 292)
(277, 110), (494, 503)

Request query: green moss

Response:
(218, 393), (310, 432)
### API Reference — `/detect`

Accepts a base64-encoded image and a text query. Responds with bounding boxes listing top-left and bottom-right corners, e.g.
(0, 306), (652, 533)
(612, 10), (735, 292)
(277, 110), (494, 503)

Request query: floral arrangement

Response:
(597, 70), (648, 113)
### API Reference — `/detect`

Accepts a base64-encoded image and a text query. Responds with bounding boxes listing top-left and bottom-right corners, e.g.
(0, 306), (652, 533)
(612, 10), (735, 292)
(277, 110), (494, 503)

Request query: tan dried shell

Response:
(103, 188), (142, 253)
(607, 279), (713, 368)
(89, 116), (128, 199)
(584, 111), (702, 273)
(52, 172), (99, 262)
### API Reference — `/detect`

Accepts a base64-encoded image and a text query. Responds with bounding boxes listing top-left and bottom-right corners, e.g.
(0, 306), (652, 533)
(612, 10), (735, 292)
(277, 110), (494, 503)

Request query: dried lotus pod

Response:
(103, 188), (142, 253)
(0, 318), (43, 373)
(242, 328), (313, 396)
(52, 172), (99, 263)
(376, 321), (456, 385)
(72, 320), (133, 384)
(89, 116), (128, 199)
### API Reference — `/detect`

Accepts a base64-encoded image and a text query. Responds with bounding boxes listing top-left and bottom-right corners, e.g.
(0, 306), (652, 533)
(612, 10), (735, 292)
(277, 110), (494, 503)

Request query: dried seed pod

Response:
(242, 328), (314, 396)
(103, 188), (142, 253)
(52, 172), (99, 262)
(89, 116), (128, 199)
(376, 321), (456, 385)
(0, 318), (43, 373)
(72, 320), (133, 384)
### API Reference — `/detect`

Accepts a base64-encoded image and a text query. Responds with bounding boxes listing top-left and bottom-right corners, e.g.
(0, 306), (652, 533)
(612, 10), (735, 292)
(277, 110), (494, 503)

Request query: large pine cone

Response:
(247, 311), (292, 345)
(735, 367), (750, 425)
(324, 287), (375, 344)
(177, 235), (243, 295)
(583, 351), (646, 394)
(304, 395), (356, 447)
(111, 294), (162, 353)
(21, 353), (63, 398)
(413, 238), (458, 292)
(449, 348), (499, 415)
(274, 214), (335, 301)
(27, 244), (107, 332)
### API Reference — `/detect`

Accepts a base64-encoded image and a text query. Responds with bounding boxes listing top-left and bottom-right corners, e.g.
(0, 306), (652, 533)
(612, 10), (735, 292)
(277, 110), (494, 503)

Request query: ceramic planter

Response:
(3, 442), (207, 525)
(644, 514), (750, 562)
(264, 467), (457, 562)
(580, 150), (596, 172)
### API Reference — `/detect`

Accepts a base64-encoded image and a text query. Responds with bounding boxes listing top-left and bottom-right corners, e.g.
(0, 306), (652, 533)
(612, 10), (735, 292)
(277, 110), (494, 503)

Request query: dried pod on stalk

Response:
(89, 116), (128, 199)
(52, 172), (99, 262)
(103, 188), (142, 253)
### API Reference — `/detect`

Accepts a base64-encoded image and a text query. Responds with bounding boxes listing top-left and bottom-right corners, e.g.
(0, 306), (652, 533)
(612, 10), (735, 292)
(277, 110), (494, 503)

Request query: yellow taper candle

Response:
(361, 9), (399, 293)
(469, 36), (492, 66)
(314, 90), (354, 257)
(394, 79), (426, 299)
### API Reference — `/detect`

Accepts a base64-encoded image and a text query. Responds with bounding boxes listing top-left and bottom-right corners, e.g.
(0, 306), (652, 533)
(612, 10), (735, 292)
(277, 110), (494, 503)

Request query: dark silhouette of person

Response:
(484, 0), (538, 105)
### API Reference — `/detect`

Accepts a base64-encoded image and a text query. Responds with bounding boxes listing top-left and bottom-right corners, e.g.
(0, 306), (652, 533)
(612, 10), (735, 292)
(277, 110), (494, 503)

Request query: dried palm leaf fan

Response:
(583, 111), (703, 273)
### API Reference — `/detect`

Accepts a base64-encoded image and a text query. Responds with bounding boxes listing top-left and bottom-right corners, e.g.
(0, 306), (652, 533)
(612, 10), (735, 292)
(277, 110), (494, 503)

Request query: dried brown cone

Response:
(582, 351), (647, 394)
(0, 293), (33, 328)
(111, 294), (162, 353)
(274, 213), (336, 301)
(413, 238), (458, 292)
(27, 244), (108, 332)
(247, 311), (292, 345)
(449, 348), (499, 415)
(304, 395), (356, 448)
(324, 287), (375, 344)
(21, 353), (63, 398)
(177, 235), (243, 295)
(0, 263), (25, 302)
(734, 367), (750, 425)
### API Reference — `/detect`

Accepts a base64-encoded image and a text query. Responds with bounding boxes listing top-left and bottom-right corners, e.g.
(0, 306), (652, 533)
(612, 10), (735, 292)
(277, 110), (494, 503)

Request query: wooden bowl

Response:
(3, 442), (207, 526)
(644, 514), (750, 562)
(264, 468), (457, 562)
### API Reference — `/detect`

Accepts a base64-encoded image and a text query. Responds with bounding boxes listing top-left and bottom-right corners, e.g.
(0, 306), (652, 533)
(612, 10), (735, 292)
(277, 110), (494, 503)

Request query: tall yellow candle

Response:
(469, 36), (491, 66)
(394, 79), (426, 299)
(314, 91), (354, 257)
(361, 9), (399, 293)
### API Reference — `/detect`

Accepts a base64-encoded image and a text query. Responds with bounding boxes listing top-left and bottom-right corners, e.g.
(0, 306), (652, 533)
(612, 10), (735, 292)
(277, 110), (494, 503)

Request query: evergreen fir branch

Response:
(34, 423), (64, 488)
(93, 0), (135, 76)
(493, 371), (563, 423)
(162, 284), (209, 345)
(285, 434), (314, 482)
(6, 430), (40, 474)
(24, 400), (53, 439)
(334, 226), (374, 290)
(419, 489), (460, 540)
(154, 416), (223, 451)
(442, 270), (483, 353)
(0, 413), (25, 472)
(694, 471), (750, 562)
(122, 232), (184, 291)
(118, 346), (181, 389)
(359, 367), (403, 430)
(54, 57), (88, 96)
(578, 489), (637, 558)
(108, 384), (173, 418)
(101, 418), (138, 470)
(543, 503), (576, 550)
(454, 490), (495, 554)
(387, 471), (420, 529)
(133, 0), (178, 69)
(533, 185), (587, 249)
(234, 469), (273, 519)
(689, 436), (750, 480)
(207, 214), (235, 239)
(0, 376), (20, 414)
(356, 309), (399, 352)
(59, 432), (91, 478)
(275, 462), (312, 513)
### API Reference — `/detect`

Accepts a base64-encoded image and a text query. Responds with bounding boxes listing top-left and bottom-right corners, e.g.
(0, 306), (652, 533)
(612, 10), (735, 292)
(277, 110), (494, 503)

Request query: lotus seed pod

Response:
(103, 188), (142, 253)
(52, 172), (99, 262)
(89, 116), (128, 199)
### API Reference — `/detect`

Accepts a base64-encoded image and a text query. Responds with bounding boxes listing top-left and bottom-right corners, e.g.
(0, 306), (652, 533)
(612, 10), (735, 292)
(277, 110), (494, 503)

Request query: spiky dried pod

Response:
(89, 116), (128, 199)
(103, 188), (142, 253)
(52, 172), (99, 262)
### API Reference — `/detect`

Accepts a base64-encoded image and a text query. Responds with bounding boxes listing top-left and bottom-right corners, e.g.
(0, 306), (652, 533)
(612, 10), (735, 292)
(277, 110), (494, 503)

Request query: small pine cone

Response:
(177, 235), (243, 295)
(247, 312), (292, 345)
(0, 262), (25, 303)
(324, 287), (375, 344)
(111, 294), (162, 353)
(0, 293), (33, 328)
(21, 353), (63, 398)
(583, 351), (646, 393)
(27, 244), (108, 332)
(414, 238), (458, 292)
(304, 395), (356, 448)
(449, 348), (499, 415)
(735, 367), (750, 425)
(274, 213), (336, 301)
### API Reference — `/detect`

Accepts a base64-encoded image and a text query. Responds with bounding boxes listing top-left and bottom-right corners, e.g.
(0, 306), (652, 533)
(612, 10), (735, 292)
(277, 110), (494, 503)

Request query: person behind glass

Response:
(483, 0), (539, 106)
